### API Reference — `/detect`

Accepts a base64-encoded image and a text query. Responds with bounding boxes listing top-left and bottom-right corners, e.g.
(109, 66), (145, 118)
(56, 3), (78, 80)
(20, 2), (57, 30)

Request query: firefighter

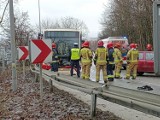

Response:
(125, 43), (139, 79)
(94, 40), (108, 83)
(146, 44), (153, 51)
(69, 43), (81, 78)
(80, 41), (92, 80)
(51, 43), (59, 72)
(114, 43), (123, 79)
(107, 42), (115, 81)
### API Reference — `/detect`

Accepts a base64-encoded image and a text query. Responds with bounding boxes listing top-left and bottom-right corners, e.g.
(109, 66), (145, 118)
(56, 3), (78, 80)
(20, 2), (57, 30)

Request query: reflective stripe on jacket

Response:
(114, 48), (123, 63)
(127, 49), (139, 63)
(80, 48), (92, 64)
(95, 47), (108, 65)
(71, 48), (80, 60)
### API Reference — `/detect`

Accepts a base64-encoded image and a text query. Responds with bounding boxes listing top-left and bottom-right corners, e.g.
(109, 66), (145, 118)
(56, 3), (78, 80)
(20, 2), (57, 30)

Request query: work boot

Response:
(124, 77), (130, 80)
(108, 78), (114, 81)
(104, 80), (107, 84)
(115, 76), (122, 79)
(132, 77), (136, 80)
(85, 78), (90, 80)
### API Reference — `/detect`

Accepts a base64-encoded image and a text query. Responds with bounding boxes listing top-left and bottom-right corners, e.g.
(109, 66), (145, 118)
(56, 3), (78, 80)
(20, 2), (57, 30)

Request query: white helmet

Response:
(74, 43), (78, 46)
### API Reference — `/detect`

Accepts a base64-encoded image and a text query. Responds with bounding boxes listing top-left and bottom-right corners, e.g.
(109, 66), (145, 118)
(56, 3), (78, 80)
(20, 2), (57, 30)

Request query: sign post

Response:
(18, 46), (29, 79)
(30, 39), (52, 100)
(153, 1), (160, 76)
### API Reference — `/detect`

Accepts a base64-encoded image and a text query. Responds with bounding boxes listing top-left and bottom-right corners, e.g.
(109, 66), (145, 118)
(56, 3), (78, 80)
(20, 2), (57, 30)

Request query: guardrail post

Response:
(91, 93), (97, 118)
(49, 79), (53, 92)
(35, 73), (39, 82)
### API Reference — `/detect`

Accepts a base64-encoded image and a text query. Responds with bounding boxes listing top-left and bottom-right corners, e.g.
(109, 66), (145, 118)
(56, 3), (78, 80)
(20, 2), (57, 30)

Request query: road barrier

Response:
(31, 65), (160, 118)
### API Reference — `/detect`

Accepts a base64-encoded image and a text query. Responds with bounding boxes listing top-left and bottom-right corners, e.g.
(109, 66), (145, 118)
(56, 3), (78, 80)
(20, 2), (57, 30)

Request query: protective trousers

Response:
(51, 61), (58, 72)
(107, 64), (114, 80)
(96, 64), (107, 82)
(70, 60), (80, 78)
(114, 62), (122, 78)
(126, 62), (138, 79)
(81, 63), (90, 79)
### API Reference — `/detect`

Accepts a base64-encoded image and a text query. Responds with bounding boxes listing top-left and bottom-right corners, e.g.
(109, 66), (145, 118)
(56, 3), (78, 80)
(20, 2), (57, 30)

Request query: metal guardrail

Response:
(31, 65), (160, 118)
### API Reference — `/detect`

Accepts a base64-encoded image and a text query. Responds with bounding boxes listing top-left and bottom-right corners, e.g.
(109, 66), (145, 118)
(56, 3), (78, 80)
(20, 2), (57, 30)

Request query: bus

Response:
(101, 36), (129, 69)
(42, 29), (82, 67)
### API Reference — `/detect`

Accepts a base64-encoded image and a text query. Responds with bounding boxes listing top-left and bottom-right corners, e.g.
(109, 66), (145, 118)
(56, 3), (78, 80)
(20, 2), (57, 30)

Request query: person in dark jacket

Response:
(106, 42), (115, 81)
(51, 43), (59, 72)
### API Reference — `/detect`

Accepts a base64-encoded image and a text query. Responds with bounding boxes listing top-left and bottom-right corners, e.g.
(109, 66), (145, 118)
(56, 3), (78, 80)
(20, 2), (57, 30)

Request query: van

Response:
(101, 37), (129, 69)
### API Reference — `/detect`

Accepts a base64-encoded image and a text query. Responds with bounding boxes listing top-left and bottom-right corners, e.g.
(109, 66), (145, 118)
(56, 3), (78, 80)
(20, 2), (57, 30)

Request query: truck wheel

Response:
(137, 72), (144, 76)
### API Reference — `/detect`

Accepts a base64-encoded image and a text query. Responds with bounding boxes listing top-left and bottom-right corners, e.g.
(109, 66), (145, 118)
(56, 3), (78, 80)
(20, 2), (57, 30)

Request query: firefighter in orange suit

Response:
(125, 43), (139, 79)
(94, 40), (108, 83)
(114, 43), (123, 79)
(80, 41), (92, 80)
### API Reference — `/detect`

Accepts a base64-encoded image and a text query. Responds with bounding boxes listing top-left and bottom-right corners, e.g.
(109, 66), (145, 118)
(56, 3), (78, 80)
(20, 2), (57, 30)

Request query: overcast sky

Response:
(18, 0), (109, 38)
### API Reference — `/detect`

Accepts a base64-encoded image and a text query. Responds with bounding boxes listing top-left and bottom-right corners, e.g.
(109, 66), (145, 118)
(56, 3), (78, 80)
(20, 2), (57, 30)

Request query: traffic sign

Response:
(18, 46), (29, 61)
(30, 39), (52, 64)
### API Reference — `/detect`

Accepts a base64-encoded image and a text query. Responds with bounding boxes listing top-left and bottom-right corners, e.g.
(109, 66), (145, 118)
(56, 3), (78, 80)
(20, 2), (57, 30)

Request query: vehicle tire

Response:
(137, 72), (144, 76)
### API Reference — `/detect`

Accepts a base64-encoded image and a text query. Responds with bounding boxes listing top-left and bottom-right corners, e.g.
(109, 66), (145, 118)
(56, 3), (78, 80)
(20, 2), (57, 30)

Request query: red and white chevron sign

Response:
(18, 46), (29, 61)
(30, 39), (52, 64)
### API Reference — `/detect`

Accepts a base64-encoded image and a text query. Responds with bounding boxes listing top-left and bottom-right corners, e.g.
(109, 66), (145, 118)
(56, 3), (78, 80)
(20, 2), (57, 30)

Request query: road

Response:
(56, 66), (160, 120)
(89, 65), (160, 86)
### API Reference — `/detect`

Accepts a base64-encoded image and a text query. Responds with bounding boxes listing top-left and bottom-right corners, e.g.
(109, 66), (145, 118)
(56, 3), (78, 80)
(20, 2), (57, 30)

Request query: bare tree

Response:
(99, 0), (153, 50)
(37, 16), (89, 38)
(1, 9), (35, 46)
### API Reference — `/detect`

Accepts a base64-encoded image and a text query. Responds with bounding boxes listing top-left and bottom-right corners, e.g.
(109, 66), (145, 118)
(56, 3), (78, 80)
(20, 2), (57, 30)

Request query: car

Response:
(137, 51), (154, 75)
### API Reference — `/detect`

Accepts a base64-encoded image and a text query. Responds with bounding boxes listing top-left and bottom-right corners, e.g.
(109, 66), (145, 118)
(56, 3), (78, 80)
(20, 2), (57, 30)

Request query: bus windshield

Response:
(44, 31), (81, 56)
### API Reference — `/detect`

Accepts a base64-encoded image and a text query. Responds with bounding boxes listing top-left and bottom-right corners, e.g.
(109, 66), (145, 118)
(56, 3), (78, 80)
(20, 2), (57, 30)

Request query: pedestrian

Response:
(94, 40), (108, 83)
(125, 43), (139, 79)
(80, 41), (92, 80)
(51, 43), (59, 72)
(114, 43), (123, 79)
(69, 43), (81, 78)
(106, 42), (115, 81)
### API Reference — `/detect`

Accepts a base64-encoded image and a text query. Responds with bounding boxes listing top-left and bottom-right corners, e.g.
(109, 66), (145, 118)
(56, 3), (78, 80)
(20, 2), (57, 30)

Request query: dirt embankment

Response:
(0, 67), (123, 120)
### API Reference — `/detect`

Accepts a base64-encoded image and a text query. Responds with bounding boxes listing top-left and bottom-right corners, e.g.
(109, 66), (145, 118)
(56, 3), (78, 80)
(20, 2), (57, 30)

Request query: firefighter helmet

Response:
(130, 43), (136, 49)
(107, 42), (113, 49)
(98, 40), (104, 47)
(52, 43), (56, 48)
(146, 44), (152, 51)
(83, 41), (89, 47)
(114, 43), (121, 48)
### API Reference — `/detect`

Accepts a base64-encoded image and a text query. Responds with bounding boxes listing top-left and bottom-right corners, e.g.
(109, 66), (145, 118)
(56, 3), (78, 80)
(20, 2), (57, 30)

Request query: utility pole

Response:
(9, 0), (17, 91)
(38, 0), (43, 100)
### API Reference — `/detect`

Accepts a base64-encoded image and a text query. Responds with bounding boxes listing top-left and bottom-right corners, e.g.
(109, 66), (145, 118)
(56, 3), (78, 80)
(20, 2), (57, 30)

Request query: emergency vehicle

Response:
(101, 37), (129, 69)
(137, 51), (154, 75)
